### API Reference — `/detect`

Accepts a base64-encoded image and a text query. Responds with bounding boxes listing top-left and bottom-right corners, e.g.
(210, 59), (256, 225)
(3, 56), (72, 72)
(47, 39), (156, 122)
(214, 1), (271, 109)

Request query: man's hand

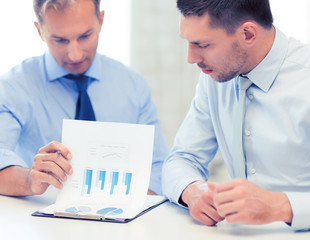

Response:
(181, 181), (224, 226)
(28, 141), (73, 195)
(208, 179), (293, 225)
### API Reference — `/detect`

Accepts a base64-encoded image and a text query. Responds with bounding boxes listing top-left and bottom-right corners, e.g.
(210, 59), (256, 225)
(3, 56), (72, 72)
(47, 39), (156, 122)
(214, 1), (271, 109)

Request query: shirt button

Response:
(250, 169), (256, 174)
(245, 130), (251, 136)
(249, 95), (254, 100)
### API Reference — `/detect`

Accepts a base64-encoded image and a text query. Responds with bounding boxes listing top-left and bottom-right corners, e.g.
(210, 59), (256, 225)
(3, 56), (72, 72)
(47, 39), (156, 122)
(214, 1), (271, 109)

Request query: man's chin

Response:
(65, 67), (88, 75)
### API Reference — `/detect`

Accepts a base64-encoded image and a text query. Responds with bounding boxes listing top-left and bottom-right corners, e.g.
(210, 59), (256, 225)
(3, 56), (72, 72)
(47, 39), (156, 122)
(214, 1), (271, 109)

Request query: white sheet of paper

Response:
(39, 195), (167, 216)
(54, 119), (154, 219)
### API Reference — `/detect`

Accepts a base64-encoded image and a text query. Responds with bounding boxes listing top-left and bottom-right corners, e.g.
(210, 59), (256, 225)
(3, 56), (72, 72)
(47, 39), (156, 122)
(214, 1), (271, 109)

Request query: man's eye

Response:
(79, 34), (90, 40)
(198, 44), (210, 49)
(55, 39), (68, 44)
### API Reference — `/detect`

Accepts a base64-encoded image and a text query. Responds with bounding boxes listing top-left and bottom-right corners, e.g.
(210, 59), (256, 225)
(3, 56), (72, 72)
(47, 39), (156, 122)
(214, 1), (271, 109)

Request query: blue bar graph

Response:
(124, 172), (132, 195)
(81, 169), (93, 195)
(81, 169), (133, 197)
(98, 170), (106, 190)
(110, 172), (119, 195)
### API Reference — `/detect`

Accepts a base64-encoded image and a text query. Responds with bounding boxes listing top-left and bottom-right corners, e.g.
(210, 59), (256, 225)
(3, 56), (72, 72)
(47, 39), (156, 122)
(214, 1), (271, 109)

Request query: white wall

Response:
(0, 1), (131, 75)
(130, 0), (200, 148)
(270, 0), (310, 43)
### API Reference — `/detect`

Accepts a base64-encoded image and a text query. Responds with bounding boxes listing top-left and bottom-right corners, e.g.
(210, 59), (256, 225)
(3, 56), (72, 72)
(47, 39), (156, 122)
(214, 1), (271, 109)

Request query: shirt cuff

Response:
(285, 191), (310, 231)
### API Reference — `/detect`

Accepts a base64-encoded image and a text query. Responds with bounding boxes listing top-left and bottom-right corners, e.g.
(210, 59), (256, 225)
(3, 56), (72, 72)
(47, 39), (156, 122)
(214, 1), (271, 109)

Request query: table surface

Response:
(1, 187), (310, 240)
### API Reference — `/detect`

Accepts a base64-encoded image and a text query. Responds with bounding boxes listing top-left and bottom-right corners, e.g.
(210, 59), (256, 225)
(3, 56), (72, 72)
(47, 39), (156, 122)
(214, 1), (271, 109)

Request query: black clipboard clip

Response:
(54, 211), (104, 220)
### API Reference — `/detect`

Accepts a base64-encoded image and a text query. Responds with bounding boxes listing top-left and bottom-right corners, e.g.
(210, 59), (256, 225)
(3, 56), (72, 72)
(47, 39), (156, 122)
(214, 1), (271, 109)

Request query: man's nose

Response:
(67, 41), (83, 62)
(187, 44), (203, 64)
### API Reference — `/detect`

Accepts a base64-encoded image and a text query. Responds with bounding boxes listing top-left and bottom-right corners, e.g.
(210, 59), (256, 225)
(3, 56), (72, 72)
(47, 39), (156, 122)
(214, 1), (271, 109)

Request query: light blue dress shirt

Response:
(0, 51), (168, 195)
(162, 28), (310, 230)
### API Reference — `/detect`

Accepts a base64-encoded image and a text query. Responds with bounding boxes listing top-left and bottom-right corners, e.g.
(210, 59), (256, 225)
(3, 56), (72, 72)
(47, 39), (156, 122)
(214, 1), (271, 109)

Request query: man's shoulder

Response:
(96, 53), (147, 83)
(286, 38), (310, 68)
(96, 54), (129, 70)
(1, 54), (44, 80)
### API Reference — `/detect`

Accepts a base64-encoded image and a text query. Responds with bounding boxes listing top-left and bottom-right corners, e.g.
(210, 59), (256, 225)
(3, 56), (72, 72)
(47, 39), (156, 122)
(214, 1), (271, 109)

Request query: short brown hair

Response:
(33, 0), (101, 23)
(177, 0), (273, 34)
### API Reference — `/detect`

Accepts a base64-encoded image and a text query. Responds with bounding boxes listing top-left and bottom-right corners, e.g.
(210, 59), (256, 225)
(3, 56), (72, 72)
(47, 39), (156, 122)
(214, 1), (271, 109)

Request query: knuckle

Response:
(236, 178), (245, 185)
(53, 152), (61, 159)
(236, 188), (246, 197)
(38, 146), (45, 153)
(50, 141), (59, 148)
(213, 194), (220, 203)
(33, 154), (40, 162)
(190, 206), (199, 216)
(216, 205), (224, 214)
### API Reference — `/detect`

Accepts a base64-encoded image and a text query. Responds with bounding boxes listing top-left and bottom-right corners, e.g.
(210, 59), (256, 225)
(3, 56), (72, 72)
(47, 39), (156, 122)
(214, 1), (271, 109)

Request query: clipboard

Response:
(32, 195), (167, 223)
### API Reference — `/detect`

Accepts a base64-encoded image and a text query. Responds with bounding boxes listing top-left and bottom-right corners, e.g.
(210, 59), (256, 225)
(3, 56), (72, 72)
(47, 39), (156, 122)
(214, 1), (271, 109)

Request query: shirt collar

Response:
(44, 50), (101, 82)
(245, 27), (289, 92)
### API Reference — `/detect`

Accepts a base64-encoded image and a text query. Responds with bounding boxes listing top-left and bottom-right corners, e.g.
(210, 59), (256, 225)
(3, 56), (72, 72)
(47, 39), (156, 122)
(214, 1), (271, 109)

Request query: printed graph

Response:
(88, 143), (128, 164)
(81, 169), (133, 197)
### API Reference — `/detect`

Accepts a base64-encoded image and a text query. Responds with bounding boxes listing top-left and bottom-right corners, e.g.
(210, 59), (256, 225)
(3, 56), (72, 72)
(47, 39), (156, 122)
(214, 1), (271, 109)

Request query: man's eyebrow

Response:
(50, 35), (66, 40)
(50, 29), (95, 40)
(80, 29), (94, 36)
(179, 35), (209, 44)
(190, 41), (209, 45)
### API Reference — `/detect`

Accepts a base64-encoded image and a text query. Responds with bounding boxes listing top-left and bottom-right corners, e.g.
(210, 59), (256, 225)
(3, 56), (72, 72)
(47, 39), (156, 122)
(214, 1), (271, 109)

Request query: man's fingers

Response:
(34, 152), (73, 176)
(29, 170), (63, 194)
(212, 179), (246, 193)
(191, 206), (224, 226)
(38, 141), (72, 160)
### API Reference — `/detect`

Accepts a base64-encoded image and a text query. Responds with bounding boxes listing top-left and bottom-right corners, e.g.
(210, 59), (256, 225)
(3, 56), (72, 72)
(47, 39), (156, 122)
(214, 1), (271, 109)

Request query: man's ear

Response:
(99, 10), (105, 30)
(239, 22), (258, 46)
(34, 22), (45, 42)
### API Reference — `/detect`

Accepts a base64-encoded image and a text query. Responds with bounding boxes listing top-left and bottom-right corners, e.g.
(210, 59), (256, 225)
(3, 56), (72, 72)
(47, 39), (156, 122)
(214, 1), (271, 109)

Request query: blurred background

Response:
(1, 0), (309, 181)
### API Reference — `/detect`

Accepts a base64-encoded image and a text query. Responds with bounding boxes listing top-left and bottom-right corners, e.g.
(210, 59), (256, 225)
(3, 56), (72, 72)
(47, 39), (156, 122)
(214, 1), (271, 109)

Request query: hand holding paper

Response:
(33, 119), (166, 222)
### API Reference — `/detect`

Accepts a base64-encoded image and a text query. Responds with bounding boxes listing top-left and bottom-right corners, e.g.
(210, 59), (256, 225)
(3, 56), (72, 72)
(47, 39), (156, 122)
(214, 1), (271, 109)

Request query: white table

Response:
(1, 187), (310, 240)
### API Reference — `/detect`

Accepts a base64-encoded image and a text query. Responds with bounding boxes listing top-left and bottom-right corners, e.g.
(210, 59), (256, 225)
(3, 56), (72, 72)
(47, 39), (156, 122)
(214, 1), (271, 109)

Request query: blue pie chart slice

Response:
(96, 207), (123, 216)
(65, 206), (92, 213)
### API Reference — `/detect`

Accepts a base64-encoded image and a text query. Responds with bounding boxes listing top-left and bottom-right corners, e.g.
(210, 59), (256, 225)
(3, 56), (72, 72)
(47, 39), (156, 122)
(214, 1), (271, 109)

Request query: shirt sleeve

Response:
(285, 192), (310, 230)
(162, 75), (218, 204)
(0, 105), (27, 170)
(135, 74), (169, 195)
(0, 69), (32, 170)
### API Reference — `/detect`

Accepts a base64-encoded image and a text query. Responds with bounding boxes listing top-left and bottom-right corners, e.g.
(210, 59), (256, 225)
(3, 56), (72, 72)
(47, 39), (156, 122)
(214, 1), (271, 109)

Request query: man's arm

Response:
(0, 166), (33, 196)
(162, 74), (218, 202)
(0, 141), (73, 196)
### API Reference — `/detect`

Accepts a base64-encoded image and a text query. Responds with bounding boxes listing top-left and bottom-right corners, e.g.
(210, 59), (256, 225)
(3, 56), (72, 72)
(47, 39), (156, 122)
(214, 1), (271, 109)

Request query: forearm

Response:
(0, 166), (32, 196)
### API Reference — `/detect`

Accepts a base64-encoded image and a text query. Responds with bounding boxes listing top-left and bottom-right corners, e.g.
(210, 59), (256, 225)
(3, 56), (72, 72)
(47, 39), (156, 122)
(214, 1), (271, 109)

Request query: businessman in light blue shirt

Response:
(0, 0), (168, 196)
(163, 0), (310, 230)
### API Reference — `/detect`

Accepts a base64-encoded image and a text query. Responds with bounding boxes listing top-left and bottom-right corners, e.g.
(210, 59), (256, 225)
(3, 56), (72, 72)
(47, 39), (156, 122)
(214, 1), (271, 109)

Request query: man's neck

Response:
(246, 26), (276, 73)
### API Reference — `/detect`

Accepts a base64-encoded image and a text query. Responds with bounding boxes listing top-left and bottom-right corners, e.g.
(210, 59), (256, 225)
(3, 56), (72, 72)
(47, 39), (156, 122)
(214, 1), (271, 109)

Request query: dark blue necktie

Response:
(65, 74), (96, 121)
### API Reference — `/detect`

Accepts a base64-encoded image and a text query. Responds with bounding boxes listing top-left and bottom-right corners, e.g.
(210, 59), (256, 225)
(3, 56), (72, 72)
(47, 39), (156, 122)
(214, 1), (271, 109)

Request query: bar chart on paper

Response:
(81, 169), (133, 197)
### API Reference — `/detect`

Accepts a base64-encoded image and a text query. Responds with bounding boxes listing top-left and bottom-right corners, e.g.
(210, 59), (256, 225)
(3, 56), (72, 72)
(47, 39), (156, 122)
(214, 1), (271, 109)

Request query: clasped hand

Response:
(28, 141), (73, 195)
(182, 179), (292, 226)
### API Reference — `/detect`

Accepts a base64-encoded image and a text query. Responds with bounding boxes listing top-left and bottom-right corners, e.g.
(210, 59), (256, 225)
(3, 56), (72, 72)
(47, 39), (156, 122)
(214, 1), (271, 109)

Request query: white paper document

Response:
(49, 119), (157, 220)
